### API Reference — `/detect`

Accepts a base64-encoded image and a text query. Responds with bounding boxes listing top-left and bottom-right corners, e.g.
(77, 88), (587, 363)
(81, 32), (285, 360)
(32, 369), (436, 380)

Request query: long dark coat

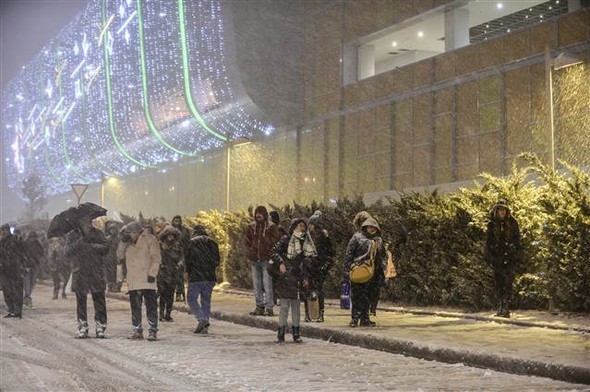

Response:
(485, 208), (521, 272)
(268, 219), (311, 300)
(157, 225), (183, 286)
(305, 230), (334, 290)
(65, 227), (108, 293)
(0, 233), (27, 278)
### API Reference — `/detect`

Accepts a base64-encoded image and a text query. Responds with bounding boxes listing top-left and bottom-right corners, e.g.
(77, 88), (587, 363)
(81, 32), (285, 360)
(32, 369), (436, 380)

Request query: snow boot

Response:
(276, 326), (286, 343)
(249, 306), (264, 316)
(292, 326), (302, 343)
(77, 321), (89, 339)
(359, 318), (376, 327)
(147, 330), (158, 341)
(95, 322), (106, 339)
(193, 320), (210, 334)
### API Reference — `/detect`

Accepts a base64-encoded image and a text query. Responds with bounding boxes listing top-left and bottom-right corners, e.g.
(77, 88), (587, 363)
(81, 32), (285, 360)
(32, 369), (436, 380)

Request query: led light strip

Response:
(177, 0), (228, 142)
(102, 0), (151, 168)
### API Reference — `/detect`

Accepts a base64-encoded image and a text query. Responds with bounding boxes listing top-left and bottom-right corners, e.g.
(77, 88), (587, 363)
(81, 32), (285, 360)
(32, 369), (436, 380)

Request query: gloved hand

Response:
(147, 275), (156, 283)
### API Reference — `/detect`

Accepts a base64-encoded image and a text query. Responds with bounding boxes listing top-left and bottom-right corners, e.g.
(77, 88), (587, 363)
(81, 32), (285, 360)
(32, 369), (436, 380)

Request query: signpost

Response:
(70, 183), (88, 206)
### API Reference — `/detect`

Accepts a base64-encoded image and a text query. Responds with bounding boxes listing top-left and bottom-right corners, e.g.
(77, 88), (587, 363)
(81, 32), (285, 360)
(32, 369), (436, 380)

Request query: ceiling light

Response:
(497, 3), (503, 9)
(392, 41), (397, 47)
(417, 31), (424, 38)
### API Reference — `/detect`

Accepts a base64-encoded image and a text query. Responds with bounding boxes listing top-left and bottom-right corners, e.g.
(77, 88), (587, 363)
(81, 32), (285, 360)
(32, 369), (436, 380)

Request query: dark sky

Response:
(1, 0), (88, 222)
(0, 0), (89, 93)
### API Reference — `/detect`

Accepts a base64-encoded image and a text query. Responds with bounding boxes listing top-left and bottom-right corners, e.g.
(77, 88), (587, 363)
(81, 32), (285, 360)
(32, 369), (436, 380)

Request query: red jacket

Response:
(245, 206), (280, 262)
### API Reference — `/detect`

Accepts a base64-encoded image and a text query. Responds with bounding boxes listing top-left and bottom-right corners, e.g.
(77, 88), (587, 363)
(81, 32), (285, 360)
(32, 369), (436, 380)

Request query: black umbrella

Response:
(47, 202), (107, 238)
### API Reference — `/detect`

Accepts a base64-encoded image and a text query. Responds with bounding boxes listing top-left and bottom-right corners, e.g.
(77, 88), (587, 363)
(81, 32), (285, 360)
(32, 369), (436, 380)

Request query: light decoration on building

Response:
(2, 0), (273, 196)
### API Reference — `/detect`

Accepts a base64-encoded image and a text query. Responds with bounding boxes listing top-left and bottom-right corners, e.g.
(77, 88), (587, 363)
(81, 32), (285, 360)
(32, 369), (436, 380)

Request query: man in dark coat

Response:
(171, 215), (190, 302)
(64, 215), (109, 338)
(244, 206), (280, 316)
(157, 225), (183, 322)
(485, 200), (522, 318)
(104, 221), (122, 292)
(48, 236), (70, 299)
(0, 224), (27, 318)
(23, 231), (45, 307)
(185, 225), (220, 334)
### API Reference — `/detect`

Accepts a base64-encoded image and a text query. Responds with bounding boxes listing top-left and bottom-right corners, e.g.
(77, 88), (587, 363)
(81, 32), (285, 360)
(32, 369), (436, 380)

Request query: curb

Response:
(105, 290), (590, 385)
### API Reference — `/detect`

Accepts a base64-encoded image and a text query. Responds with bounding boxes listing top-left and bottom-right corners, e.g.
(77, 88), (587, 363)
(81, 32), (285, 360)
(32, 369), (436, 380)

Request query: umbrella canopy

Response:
(47, 202), (107, 238)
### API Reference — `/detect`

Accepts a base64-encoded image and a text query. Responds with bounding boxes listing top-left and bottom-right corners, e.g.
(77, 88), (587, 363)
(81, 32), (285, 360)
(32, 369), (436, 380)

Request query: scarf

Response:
(287, 231), (318, 260)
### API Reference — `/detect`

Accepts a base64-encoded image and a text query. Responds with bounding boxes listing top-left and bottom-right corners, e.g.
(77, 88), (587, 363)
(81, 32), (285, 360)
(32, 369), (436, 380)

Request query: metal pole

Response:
(226, 142), (231, 211)
(100, 175), (105, 207)
(545, 46), (555, 171)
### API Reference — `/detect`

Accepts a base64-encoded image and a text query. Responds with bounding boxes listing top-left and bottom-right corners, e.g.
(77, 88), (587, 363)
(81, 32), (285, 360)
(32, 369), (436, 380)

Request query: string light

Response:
(2, 0), (273, 196)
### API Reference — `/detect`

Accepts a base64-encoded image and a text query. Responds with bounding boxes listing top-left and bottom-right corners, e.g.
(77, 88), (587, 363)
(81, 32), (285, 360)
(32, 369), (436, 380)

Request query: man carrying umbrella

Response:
(59, 203), (109, 338)
(0, 224), (27, 318)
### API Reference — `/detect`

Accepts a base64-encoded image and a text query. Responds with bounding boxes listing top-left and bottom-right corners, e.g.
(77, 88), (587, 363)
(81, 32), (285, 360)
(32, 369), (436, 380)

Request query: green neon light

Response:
(177, 0), (227, 142)
(102, 0), (151, 168)
(135, 0), (201, 155)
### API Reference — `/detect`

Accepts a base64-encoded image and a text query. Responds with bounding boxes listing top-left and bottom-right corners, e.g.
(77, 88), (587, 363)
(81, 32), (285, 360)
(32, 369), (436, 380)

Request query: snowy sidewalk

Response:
(106, 285), (590, 385)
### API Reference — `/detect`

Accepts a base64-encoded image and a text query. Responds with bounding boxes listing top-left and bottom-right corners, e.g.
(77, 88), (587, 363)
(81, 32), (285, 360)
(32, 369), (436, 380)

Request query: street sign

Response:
(71, 183), (88, 205)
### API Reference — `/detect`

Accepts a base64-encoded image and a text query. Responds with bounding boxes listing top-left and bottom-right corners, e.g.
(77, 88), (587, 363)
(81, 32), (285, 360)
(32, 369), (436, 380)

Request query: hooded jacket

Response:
(343, 217), (387, 284)
(245, 206), (280, 262)
(116, 229), (161, 291)
(157, 225), (183, 285)
(185, 226), (220, 282)
(485, 203), (521, 270)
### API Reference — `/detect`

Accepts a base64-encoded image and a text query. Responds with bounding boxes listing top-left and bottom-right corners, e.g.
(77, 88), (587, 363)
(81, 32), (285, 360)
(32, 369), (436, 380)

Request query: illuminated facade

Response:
(2, 0), (273, 197)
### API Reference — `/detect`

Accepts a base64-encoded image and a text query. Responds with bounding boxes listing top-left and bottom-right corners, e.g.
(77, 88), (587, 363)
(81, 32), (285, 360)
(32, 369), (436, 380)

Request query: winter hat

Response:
(494, 199), (509, 209)
(124, 221), (143, 233)
(307, 210), (323, 230)
(353, 211), (373, 231)
(192, 225), (207, 236)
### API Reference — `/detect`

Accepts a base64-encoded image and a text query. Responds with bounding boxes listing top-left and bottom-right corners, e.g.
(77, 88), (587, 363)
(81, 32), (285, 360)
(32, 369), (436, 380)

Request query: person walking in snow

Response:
(157, 225), (183, 322)
(64, 215), (109, 338)
(117, 221), (161, 341)
(171, 215), (190, 302)
(23, 231), (45, 307)
(268, 218), (314, 343)
(0, 224), (27, 318)
(185, 225), (220, 334)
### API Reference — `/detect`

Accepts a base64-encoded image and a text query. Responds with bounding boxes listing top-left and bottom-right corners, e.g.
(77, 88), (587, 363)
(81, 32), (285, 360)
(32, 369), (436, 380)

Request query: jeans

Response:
(76, 291), (107, 331)
(251, 260), (273, 309)
(187, 281), (215, 322)
(129, 290), (158, 333)
(278, 298), (301, 327)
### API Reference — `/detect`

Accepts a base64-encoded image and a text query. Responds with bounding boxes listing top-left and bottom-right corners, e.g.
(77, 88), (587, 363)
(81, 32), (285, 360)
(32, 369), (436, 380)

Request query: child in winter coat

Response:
(268, 218), (315, 343)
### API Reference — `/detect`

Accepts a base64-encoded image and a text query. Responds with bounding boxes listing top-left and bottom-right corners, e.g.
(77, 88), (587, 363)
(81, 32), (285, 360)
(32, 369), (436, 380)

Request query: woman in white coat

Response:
(117, 221), (161, 341)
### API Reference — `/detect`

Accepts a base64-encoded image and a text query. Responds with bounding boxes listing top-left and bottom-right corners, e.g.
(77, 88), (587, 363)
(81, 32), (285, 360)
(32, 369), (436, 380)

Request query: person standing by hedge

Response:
(343, 216), (386, 328)
(268, 218), (313, 343)
(485, 200), (522, 318)
(304, 211), (334, 322)
(245, 206), (280, 316)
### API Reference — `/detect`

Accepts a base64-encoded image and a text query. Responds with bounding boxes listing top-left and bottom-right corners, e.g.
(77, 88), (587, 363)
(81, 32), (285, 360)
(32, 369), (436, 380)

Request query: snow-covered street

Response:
(1, 284), (587, 391)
